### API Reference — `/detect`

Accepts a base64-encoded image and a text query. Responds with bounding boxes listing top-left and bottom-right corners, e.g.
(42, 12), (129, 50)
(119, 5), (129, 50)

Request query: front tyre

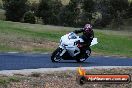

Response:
(51, 48), (62, 62)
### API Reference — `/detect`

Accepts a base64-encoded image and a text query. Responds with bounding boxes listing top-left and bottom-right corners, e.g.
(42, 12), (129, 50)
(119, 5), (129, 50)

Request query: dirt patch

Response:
(0, 68), (132, 88)
(0, 36), (58, 52)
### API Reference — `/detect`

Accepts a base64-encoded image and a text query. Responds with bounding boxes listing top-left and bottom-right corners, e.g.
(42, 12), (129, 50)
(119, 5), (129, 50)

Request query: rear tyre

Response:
(51, 48), (62, 63)
(86, 48), (91, 57)
(76, 57), (87, 63)
(76, 48), (91, 63)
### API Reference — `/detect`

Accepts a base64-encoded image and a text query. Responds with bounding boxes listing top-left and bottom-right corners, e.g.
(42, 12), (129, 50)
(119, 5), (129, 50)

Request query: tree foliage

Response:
(59, 0), (81, 27)
(37, 0), (62, 25)
(81, 0), (95, 25)
(2, 0), (132, 28)
(23, 11), (36, 24)
(2, 0), (28, 22)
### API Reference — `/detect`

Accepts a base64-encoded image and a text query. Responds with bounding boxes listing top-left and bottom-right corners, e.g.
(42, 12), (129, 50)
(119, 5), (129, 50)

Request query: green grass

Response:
(0, 76), (21, 86)
(92, 31), (132, 57)
(0, 20), (132, 57)
(0, 21), (67, 42)
(0, 44), (19, 52)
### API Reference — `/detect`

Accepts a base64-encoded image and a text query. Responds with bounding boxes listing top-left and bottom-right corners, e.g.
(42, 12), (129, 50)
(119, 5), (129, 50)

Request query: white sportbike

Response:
(51, 32), (98, 62)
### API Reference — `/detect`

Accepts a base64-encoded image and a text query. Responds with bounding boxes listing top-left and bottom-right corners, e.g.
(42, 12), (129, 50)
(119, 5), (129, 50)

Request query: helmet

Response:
(83, 24), (93, 36)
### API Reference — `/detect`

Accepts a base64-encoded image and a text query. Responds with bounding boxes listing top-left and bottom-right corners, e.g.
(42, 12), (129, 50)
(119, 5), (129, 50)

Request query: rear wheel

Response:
(86, 48), (91, 57)
(76, 48), (91, 63)
(76, 57), (87, 62)
(51, 48), (62, 62)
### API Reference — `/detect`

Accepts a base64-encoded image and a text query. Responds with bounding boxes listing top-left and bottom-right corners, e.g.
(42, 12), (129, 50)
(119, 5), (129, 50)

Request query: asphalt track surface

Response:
(0, 53), (132, 70)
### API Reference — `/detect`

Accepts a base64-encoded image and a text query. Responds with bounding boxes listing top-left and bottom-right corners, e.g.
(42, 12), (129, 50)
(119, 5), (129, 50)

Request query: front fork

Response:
(59, 45), (66, 57)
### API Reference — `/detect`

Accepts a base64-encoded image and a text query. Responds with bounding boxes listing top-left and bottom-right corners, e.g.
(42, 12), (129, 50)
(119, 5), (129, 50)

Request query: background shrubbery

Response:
(23, 11), (36, 24)
(2, 0), (29, 22)
(1, 0), (132, 28)
(37, 0), (62, 25)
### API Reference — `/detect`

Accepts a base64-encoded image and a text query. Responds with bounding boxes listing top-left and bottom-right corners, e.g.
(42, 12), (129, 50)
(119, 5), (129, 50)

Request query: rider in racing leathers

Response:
(73, 24), (94, 52)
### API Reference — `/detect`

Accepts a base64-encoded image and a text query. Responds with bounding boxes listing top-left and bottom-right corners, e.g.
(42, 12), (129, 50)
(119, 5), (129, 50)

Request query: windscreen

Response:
(68, 32), (77, 39)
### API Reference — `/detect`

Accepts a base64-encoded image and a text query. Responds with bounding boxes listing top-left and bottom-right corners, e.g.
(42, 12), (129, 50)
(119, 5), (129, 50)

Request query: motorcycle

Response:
(51, 32), (98, 62)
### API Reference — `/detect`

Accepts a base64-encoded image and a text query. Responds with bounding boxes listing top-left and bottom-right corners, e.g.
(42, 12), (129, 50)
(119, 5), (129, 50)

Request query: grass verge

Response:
(0, 76), (21, 87)
(0, 20), (131, 57)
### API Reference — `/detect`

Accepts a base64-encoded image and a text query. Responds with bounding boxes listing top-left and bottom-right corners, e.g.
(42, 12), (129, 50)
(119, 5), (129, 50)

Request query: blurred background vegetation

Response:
(0, 0), (131, 30)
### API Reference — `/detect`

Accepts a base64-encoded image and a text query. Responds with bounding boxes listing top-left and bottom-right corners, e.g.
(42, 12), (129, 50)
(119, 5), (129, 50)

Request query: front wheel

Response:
(51, 48), (62, 62)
